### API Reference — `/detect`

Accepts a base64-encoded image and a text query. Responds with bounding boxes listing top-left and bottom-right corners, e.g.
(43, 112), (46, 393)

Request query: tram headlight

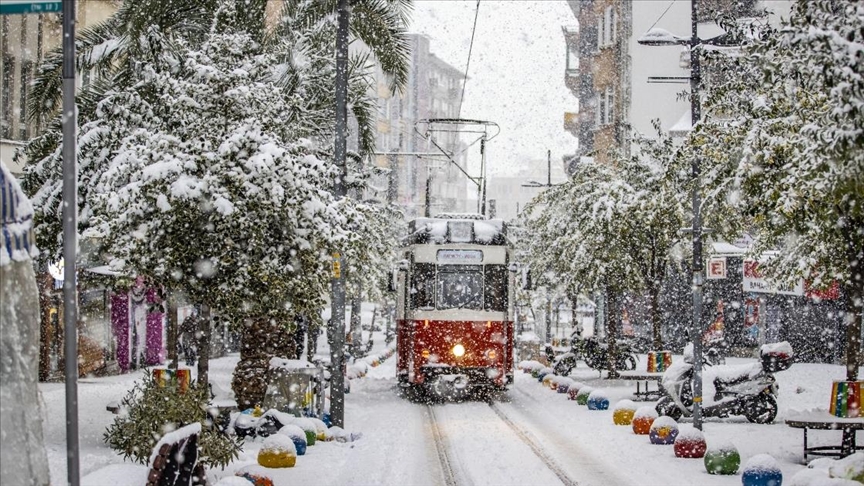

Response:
(485, 349), (497, 361)
(452, 344), (466, 357)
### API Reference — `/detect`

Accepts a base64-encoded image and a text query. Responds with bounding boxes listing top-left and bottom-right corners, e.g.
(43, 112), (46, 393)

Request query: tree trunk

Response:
(38, 271), (53, 381)
(844, 226), (863, 382)
(650, 284), (663, 351)
(232, 317), (293, 410)
(606, 287), (620, 379)
(349, 293), (362, 358)
(197, 304), (211, 390)
(166, 291), (179, 370)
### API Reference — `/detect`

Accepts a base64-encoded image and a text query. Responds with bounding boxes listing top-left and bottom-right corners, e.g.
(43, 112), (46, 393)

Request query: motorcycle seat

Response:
(713, 364), (761, 390)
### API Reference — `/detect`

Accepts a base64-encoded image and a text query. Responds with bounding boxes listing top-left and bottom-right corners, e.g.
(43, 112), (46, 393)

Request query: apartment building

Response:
(563, 0), (791, 172)
(0, 1), (119, 175)
(369, 34), (470, 218)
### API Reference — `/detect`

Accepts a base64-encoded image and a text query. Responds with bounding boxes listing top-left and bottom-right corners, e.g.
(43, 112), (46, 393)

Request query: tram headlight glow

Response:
(452, 344), (466, 357)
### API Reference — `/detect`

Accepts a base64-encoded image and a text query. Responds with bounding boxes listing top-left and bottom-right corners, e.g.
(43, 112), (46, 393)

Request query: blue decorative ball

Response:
(742, 454), (782, 486)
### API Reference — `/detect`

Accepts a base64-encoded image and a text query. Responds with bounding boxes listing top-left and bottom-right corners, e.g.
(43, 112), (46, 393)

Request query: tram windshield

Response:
(437, 267), (483, 309)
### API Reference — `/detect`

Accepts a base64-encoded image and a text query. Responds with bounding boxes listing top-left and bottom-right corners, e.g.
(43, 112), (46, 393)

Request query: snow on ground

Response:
(40, 333), (860, 485)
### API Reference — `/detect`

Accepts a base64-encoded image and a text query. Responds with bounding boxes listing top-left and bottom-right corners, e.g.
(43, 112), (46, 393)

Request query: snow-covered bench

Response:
(786, 411), (864, 461)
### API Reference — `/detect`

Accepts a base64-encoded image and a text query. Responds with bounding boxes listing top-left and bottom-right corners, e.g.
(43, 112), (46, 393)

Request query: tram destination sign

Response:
(437, 249), (483, 264)
(0, 0), (62, 15)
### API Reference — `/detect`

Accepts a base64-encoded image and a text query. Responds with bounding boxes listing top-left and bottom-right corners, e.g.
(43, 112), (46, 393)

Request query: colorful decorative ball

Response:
(257, 435), (297, 468)
(557, 378), (573, 394)
(613, 400), (637, 425)
(576, 386), (595, 406)
(308, 417), (328, 441)
(587, 390), (610, 410)
(649, 416), (679, 444)
(742, 454), (782, 486)
(674, 427), (707, 458)
(542, 374), (555, 388)
(292, 418), (317, 446)
(632, 406), (658, 435)
(277, 425), (307, 456)
(235, 471), (274, 486)
(704, 442), (741, 475)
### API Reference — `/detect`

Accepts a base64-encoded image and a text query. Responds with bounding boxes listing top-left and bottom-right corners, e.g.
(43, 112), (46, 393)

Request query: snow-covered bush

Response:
(104, 371), (241, 468)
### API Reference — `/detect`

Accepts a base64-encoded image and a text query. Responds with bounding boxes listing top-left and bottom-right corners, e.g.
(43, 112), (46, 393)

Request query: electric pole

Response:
(329, 0), (349, 428)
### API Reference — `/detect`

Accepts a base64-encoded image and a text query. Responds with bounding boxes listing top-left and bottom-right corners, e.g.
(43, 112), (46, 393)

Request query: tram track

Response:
(487, 400), (581, 486)
(426, 403), (462, 486)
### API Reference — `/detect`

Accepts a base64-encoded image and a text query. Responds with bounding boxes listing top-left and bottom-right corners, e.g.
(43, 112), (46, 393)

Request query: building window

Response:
(596, 16), (603, 51)
(605, 87), (615, 125)
(595, 88), (615, 127)
(566, 43), (578, 71)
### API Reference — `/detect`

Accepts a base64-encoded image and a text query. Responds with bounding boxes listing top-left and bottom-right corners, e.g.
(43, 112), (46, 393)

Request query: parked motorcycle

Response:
(655, 341), (793, 424)
(552, 335), (638, 375)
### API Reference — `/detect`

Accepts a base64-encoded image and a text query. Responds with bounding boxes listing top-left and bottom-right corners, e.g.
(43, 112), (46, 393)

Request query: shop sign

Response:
(706, 257), (727, 279)
(742, 260), (804, 296)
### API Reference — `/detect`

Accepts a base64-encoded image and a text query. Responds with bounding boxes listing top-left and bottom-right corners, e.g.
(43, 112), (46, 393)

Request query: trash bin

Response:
(263, 358), (325, 417)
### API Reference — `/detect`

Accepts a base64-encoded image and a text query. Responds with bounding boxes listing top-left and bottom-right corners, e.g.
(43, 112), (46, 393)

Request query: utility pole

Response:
(61, 0), (81, 483)
(687, 0), (705, 433)
(637, 0), (719, 431)
(521, 149), (560, 190)
(329, 0), (349, 429)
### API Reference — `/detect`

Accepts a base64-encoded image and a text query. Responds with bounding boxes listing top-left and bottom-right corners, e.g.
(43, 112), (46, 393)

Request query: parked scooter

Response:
(655, 341), (793, 424)
(552, 333), (638, 375)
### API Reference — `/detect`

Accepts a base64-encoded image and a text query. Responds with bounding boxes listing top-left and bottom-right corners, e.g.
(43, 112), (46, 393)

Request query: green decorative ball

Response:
(704, 445), (740, 475)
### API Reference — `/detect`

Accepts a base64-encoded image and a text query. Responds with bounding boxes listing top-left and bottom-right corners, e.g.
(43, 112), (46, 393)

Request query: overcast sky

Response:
(408, 1), (579, 178)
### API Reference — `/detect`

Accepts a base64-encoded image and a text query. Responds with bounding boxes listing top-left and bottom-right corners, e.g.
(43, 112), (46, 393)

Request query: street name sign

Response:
(0, 0), (62, 15)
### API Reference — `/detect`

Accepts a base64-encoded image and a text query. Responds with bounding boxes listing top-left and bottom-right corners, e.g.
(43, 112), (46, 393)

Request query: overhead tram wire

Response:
(648, 0), (678, 32)
(457, 0), (481, 121)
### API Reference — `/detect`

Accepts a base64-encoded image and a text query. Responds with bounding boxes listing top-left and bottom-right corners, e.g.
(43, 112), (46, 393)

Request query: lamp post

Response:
(637, 0), (728, 431)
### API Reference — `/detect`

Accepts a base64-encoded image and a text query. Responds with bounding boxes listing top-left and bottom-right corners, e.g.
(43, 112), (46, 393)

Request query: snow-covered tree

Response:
(524, 161), (644, 376)
(697, 0), (863, 380)
(22, 0), (412, 406)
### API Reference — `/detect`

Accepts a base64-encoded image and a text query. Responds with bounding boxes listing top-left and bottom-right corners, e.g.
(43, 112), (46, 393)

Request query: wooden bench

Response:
(786, 413), (864, 461)
(616, 371), (665, 402)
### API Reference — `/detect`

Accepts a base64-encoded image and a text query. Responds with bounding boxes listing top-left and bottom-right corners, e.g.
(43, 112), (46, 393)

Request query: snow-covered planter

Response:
(258, 435), (297, 468)
(587, 389), (610, 410)
(612, 400), (637, 425)
(741, 454), (782, 486)
(674, 426), (706, 458)
(632, 406), (657, 435)
(703, 441), (740, 475)
(649, 416), (679, 445)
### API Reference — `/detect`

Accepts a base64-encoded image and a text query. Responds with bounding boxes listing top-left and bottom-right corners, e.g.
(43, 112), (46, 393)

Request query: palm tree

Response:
(26, 0), (411, 162)
(22, 0), (412, 400)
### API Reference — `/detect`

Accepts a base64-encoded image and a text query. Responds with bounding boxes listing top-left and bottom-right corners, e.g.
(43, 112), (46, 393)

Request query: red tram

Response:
(394, 215), (515, 396)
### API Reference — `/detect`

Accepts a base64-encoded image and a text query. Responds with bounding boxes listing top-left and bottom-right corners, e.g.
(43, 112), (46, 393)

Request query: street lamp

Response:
(636, 0), (730, 431)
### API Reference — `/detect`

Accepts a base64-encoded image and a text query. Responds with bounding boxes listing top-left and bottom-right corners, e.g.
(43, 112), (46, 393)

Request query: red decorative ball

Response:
(674, 427), (707, 458)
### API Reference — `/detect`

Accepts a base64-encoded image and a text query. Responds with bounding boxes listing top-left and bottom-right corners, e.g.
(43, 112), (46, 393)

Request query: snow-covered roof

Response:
(405, 217), (508, 246)
(710, 241), (747, 256)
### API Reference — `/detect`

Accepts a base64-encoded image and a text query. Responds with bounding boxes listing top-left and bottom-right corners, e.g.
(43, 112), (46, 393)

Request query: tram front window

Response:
(437, 267), (483, 309)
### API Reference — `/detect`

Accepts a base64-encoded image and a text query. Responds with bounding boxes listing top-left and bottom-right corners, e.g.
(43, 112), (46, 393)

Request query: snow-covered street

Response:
(38, 334), (859, 486)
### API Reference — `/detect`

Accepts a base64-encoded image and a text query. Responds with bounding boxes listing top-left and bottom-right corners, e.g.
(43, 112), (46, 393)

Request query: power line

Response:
(648, 0), (678, 33)
(457, 0), (481, 120)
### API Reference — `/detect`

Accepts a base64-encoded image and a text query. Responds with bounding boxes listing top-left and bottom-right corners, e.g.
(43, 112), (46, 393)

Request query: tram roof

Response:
(404, 216), (508, 246)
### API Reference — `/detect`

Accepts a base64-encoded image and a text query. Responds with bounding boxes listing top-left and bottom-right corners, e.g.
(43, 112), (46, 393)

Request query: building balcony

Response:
(564, 112), (579, 137)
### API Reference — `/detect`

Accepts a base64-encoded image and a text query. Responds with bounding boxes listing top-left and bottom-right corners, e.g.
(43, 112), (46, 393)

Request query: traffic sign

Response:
(0, 0), (62, 15)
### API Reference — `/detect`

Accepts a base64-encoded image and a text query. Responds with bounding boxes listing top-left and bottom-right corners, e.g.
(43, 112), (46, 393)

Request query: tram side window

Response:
(410, 263), (436, 310)
(484, 265), (508, 311)
(437, 266), (483, 310)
